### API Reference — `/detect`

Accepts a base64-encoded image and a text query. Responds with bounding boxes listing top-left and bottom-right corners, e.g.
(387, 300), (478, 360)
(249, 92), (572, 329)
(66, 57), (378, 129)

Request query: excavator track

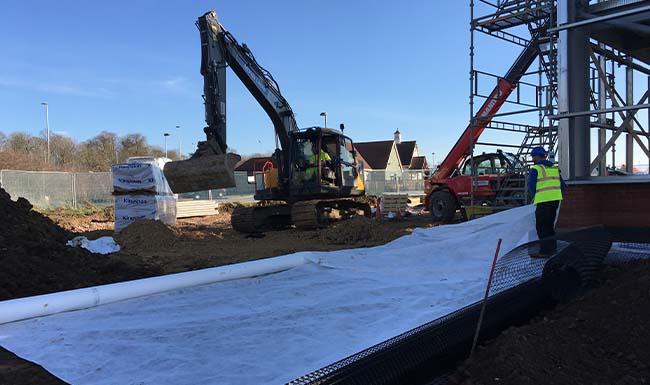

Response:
(231, 205), (292, 233)
(232, 199), (371, 233)
(291, 201), (322, 230)
(292, 199), (371, 231)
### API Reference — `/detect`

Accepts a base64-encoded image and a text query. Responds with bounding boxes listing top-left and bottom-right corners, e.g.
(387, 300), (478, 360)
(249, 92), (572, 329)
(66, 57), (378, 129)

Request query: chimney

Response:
(394, 129), (401, 144)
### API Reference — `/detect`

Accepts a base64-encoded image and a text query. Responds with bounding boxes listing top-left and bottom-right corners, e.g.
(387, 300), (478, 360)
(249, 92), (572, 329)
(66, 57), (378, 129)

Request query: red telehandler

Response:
(424, 36), (541, 221)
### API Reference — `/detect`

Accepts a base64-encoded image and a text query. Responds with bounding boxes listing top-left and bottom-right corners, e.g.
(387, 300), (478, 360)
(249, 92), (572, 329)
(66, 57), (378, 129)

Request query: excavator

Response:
(424, 33), (542, 222)
(163, 11), (369, 232)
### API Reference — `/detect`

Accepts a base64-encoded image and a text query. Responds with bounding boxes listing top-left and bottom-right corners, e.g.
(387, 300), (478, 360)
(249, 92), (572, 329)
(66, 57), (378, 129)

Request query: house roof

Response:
(409, 156), (428, 170)
(234, 157), (275, 173)
(396, 141), (417, 166)
(353, 141), (396, 169)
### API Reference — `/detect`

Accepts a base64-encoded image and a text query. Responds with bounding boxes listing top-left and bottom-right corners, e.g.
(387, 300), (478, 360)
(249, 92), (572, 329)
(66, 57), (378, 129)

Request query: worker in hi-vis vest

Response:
(306, 140), (331, 182)
(528, 146), (566, 258)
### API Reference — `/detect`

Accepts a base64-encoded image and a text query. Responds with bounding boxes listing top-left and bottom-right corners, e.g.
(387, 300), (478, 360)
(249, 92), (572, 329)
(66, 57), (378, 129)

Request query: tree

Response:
(8, 132), (34, 154)
(7, 132), (46, 161)
(149, 146), (179, 160)
(0, 131), (7, 152)
(49, 133), (77, 169)
(118, 134), (149, 161)
(77, 131), (119, 171)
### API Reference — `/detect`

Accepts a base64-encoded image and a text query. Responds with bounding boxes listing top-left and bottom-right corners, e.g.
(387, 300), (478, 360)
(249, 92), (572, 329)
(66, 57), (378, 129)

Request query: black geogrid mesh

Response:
(286, 227), (612, 385)
(606, 242), (650, 263)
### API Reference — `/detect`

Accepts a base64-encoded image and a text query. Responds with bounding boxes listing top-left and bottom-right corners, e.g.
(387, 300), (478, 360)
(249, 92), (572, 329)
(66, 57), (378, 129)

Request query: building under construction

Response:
(468, 0), (650, 235)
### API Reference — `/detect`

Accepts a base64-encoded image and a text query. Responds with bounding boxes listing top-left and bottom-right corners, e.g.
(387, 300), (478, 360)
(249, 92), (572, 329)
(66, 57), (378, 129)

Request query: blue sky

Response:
(0, 0), (475, 162)
(1, 1), (647, 167)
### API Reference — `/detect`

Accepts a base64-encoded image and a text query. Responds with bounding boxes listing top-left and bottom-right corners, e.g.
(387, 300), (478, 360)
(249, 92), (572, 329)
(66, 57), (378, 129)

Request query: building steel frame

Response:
(469, 0), (650, 198)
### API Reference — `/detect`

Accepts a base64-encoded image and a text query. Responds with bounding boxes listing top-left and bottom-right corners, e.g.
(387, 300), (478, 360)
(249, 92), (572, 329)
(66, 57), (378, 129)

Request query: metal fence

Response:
(0, 169), (426, 209)
(363, 170), (426, 196)
(0, 170), (113, 208)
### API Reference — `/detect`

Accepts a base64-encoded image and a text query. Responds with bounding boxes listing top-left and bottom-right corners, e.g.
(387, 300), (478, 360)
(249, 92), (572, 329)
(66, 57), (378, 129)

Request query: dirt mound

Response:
(41, 205), (114, 234)
(450, 259), (650, 385)
(115, 219), (179, 253)
(0, 188), (157, 301)
(320, 217), (399, 245)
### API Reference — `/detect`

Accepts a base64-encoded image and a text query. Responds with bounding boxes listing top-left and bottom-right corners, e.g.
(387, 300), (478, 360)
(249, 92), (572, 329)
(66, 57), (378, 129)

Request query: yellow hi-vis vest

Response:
(531, 164), (563, 205)
(306, 150), (331, 179)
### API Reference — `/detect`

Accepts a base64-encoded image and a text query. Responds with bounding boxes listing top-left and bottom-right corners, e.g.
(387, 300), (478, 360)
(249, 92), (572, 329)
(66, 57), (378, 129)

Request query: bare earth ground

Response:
(1, 200), (433, 384)
(5, 204), (649, 385)
(45, 205), (434, 276)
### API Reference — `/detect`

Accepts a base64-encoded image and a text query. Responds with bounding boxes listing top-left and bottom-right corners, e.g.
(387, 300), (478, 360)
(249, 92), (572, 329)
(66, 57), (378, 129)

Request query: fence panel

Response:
(74, 172), (113, 207)
(0, 170), (75, 208)
(0, 168), (428, 209)
(363, 170), (426, 196)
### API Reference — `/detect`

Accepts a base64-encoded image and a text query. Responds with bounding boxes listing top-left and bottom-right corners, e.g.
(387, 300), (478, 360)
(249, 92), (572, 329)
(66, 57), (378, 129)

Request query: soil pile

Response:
(0, 188), (156, 301)
(450, 259), (650, 385)
(42, 206), (114, 234)
(115, 219), (179, 253)
(0, 348), (68, 385)
(320, 217), (401, 245)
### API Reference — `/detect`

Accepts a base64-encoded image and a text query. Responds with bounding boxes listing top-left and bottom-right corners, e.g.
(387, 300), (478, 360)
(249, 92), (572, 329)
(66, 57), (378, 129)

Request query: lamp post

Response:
(41, 102), (50, 163)
(432, 152), (435, 168)
(164, 133), (170, 158)
(175, 125), (182, 159)
(319, 112), (327, 128)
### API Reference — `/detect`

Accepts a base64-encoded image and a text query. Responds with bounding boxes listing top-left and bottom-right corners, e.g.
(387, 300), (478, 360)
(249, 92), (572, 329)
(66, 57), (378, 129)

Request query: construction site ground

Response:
(0, 189), (433, 384)
(2, 191), (648, 385)
(41, 204), (434, 285)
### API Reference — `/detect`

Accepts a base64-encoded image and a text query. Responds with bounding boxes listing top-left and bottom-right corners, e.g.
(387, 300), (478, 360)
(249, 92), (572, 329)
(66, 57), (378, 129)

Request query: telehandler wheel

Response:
(429, 191), (457, 222)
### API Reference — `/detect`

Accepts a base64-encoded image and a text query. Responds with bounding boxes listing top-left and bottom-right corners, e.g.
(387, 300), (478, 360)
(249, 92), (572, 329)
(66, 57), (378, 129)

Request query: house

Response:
(354, 130), (429, 181)
(234, 156), (275, 176)
(353, 140), (402, 181)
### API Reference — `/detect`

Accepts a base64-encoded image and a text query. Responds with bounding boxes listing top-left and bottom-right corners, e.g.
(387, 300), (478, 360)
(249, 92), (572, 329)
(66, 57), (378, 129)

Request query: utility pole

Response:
(320, 112), (327, 128)
(176, 125), (182, 159)
(41, 102), (50, 163)
(164, 133), (170, 158)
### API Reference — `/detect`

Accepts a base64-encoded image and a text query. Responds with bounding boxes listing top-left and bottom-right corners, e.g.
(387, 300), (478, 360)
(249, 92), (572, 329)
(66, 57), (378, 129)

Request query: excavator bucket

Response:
(163, 153), (241, 193)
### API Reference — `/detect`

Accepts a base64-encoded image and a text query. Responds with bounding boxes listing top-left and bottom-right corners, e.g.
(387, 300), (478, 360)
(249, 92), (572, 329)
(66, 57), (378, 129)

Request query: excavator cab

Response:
(252, 127), (364, 201)
(285, 127), (364, 197)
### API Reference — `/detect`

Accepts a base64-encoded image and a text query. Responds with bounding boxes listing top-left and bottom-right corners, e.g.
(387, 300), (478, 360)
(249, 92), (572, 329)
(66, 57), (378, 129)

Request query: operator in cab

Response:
(529, 146), (566, 258)
(306, 140), (331, 182)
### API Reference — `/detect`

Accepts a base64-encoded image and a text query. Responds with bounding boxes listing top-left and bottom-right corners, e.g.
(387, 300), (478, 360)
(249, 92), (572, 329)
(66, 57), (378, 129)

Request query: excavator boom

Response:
(164, 11), (298, 193)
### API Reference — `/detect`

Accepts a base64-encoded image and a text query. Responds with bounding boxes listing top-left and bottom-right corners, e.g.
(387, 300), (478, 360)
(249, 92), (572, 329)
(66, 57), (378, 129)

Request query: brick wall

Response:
(557, 182), (650, 229)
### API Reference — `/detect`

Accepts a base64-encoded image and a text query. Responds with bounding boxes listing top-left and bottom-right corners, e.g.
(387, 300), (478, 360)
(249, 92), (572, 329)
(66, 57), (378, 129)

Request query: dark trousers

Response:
(535, 200), (560, 254)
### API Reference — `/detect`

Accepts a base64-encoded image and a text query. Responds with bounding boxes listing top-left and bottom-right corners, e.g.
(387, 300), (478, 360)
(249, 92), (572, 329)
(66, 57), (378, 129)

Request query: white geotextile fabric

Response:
(0, 205), (537, 385)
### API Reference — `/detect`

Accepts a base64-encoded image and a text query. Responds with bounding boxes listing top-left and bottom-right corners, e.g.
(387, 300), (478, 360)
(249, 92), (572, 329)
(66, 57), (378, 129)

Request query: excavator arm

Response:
(164, 11), (298, 193)
(197, 11), (298, 153)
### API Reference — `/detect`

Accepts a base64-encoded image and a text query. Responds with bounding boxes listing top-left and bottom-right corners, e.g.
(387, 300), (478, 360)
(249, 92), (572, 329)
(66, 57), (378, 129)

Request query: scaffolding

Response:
(467, 0), (650, 216)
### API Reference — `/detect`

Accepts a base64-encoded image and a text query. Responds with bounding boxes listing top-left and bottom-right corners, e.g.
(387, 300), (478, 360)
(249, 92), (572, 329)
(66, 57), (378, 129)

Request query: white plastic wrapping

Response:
(111, 157), (173, 195)
(114, 195), (177, 232)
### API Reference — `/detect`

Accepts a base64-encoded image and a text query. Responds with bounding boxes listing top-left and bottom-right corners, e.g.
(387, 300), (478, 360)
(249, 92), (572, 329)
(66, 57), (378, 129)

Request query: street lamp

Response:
(319, 112), (327, 128)
(432, 152), (435, 168)
(175, 125), (182, 159)
(164, 133), (170, 158)
(41, 102), (50, 163)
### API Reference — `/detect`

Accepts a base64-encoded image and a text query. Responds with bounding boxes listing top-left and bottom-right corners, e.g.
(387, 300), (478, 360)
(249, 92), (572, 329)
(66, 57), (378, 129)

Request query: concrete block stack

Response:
(111, 157), (177, 232)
